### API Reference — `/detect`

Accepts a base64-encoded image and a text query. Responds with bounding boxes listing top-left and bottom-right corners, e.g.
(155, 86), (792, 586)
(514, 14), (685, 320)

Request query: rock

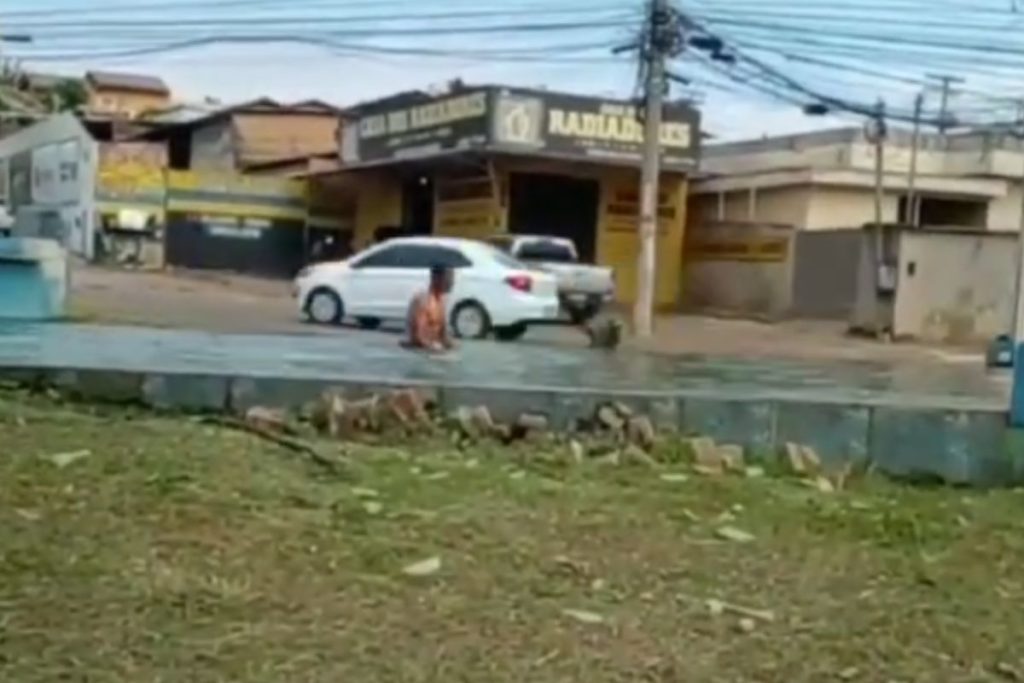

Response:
(736, 617), (757, 634)
(687, 437), (724, 474)
(245, 406), (289, 433)
(310, 391), (348, 438)
(706, 598), (726, 616)
(715, 526), (755, 544)
(838, 667), (861, 681)
(626, 415), (657, 451)
(45, 449), (91, 469)
(384, 389), (432, 432)
(810, 475), (836, 493)
(659, 472), (689, 484)
(402, 556), (442, 577)
(595, 404), (626, 432)
(585, 316), (623, 349)
(717, 444), (745, 472)
(346, 395), (382, 432)
(611, 401), (634, 419)
(362, 501), (383, 516)
(351, 487), (379, 499)
(784, 442), (822, 476)
(568, 440), (585, 464)
(744, 466), (766, 478)
(561, 608), (605, 625)
(452, 405), (494, 441)
(514, 412), (550, 439)
(594, 450), (622, 467)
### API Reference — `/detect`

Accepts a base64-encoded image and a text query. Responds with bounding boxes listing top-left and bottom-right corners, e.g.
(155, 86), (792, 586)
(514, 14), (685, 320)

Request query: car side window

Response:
(429, 246), (472, 269)
(353, 246), (400, 269)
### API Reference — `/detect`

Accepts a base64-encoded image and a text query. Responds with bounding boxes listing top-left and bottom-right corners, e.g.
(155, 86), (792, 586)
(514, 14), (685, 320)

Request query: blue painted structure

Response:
(0, 322), (1020, 485)
(0, 238), (68, 320)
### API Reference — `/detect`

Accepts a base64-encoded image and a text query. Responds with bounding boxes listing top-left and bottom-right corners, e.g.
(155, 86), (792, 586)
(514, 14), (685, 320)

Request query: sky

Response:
(2, 0), (1019, 140)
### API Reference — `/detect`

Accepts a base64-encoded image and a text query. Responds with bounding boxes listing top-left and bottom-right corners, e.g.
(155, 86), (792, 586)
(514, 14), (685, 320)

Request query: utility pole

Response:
(871, 99), (887, 229)
(634, 0), (671, 338)
(905, 92), (924, 226)
(926, 73), (964, 134)
(1011, 115), (1024, 345)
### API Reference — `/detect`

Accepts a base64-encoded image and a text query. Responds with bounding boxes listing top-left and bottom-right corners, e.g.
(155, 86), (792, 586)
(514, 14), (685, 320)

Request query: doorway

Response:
(508, 173), (600, 262)
(402, 174), (435, 235)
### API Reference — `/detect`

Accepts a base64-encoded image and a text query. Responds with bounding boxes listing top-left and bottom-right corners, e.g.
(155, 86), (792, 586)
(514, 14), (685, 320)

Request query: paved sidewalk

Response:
(0, 322), (1008, 410)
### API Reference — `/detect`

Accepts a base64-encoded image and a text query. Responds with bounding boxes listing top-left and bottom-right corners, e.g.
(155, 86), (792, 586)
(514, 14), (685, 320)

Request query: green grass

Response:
(3, 389), (1024, 682)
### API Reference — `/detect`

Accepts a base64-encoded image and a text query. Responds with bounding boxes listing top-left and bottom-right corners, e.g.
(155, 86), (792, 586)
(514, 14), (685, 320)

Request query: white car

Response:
(294, 236), (561, 341)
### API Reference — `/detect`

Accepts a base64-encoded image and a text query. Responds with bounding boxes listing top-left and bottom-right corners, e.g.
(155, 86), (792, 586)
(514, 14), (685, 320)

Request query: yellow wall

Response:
(598, 172), (687, 308)
(434, 173), (505, 240)
(353, 171), (402, 247)
(348, 161), (689, 308)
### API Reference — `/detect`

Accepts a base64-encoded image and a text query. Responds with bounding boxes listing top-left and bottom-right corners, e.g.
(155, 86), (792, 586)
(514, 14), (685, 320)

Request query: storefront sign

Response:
(343, 86), (701, 170)
(686, 237), (790, 263)
(347, 91), (490, 163)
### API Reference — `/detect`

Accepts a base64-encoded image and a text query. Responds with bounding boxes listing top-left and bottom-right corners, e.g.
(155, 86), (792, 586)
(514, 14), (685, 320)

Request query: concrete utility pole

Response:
(871, 99), (887, 228)
(905, 92), (924, 226)
(634, 0), (671, 338)
(926, 73), (964, 134)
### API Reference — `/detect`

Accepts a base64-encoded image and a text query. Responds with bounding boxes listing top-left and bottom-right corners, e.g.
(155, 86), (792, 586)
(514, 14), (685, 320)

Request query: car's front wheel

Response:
(451, 301), (491, 339)
(305, 287), (344, 325)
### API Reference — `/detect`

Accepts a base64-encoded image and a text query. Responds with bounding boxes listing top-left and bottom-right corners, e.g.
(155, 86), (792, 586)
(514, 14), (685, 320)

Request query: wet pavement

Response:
(0, 322), (1009, 410)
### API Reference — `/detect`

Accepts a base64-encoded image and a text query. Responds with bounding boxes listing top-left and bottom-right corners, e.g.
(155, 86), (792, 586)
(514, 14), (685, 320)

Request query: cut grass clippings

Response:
(2, 388), (1024, 681)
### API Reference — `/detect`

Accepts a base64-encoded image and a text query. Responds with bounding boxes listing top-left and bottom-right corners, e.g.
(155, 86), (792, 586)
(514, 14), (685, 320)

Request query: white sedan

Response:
(294, 236), (561, 341)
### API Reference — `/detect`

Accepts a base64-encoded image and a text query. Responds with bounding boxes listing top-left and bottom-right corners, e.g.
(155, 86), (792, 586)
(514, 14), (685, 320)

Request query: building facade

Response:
(84, 71), (171, 120)
(322, 85), (701, 307)
(690, 127), (1024, 232)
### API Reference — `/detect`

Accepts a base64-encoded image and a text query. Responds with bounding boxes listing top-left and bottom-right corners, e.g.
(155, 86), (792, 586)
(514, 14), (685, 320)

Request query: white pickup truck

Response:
(487, 234), (615, 323)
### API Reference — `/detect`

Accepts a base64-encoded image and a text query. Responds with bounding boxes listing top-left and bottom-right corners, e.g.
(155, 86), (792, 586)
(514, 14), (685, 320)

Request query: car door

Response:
(345, 244), (413, 318)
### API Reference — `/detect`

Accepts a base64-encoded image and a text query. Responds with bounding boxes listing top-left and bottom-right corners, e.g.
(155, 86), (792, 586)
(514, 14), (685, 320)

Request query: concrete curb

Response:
(3, 363), (1022, 487)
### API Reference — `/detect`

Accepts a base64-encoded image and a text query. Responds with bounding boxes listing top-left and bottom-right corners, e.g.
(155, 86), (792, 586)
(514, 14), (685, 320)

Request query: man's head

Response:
(429, 264), (453, 294)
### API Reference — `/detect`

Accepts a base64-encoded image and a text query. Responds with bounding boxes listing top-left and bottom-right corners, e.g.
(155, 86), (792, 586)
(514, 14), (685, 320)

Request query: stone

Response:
(516, 412), (551, 434)
(715, 526), (755, 544)
(244, 406), (289, 433)
(784, 442), (822, 477)
(384, 388), (432, 432)
(718, 444), (745, 472)
(611, 401), (635, 419)
(561, 608), (605, 625)
(736, 617), (757, 634)
(452, 405), (494, 441)
(659, 472), (690, 483)
(402, 556), (441, 577)
(687, 437), (724, 474)
(626, 415), (657, 451)
(595, 404), (626, 432)
(568, 440), (585, 464)
(45, 449), (91, 469)
(585, 317), (623, 349)
(310, 391), (351, 439)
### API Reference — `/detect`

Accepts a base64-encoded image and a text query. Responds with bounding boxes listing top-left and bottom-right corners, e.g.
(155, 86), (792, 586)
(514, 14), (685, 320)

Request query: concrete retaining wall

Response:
(3, 365), (1020, 487)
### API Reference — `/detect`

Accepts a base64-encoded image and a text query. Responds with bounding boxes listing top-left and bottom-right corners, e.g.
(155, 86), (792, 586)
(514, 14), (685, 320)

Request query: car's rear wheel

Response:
(494, 323), (527, 342)
(306, 288), (343, 325)
(356, 317), (382, 330)
(451, 301), (491, 339)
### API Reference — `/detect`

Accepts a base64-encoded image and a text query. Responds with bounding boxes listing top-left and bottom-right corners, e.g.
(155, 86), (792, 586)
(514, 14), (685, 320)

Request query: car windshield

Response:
(516, 240), (576, 263)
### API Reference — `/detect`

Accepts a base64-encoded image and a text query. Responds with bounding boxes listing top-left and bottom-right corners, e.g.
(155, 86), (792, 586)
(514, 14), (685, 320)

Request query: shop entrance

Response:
(508, 173), (599, 262)
(402, 174), (435, 235)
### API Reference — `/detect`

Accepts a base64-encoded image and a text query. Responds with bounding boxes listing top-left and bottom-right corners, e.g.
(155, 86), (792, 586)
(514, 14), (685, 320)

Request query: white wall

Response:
(894, 230), (1015, 343)
(0, 114), (98, 260)
(805, 186), (900, 230)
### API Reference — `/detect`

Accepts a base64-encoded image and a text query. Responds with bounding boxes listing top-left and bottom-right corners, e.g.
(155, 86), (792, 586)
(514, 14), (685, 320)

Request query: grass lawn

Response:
(2, 389), (1024, 682)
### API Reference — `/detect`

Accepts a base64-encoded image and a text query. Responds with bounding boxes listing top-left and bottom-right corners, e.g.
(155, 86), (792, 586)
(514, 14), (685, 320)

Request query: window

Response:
(515, 239), (577, 263)
(353, 244), (470, 269)
(421, 246), (472, 269)
(353, 245), (406, 268)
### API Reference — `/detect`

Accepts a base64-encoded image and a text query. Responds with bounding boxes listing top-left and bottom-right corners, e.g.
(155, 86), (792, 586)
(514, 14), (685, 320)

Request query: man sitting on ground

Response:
(404, 264), (454, 352)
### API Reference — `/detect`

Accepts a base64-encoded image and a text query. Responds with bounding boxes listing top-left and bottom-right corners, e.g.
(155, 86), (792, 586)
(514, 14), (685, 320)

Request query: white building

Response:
(690, 127), (1024, 232)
